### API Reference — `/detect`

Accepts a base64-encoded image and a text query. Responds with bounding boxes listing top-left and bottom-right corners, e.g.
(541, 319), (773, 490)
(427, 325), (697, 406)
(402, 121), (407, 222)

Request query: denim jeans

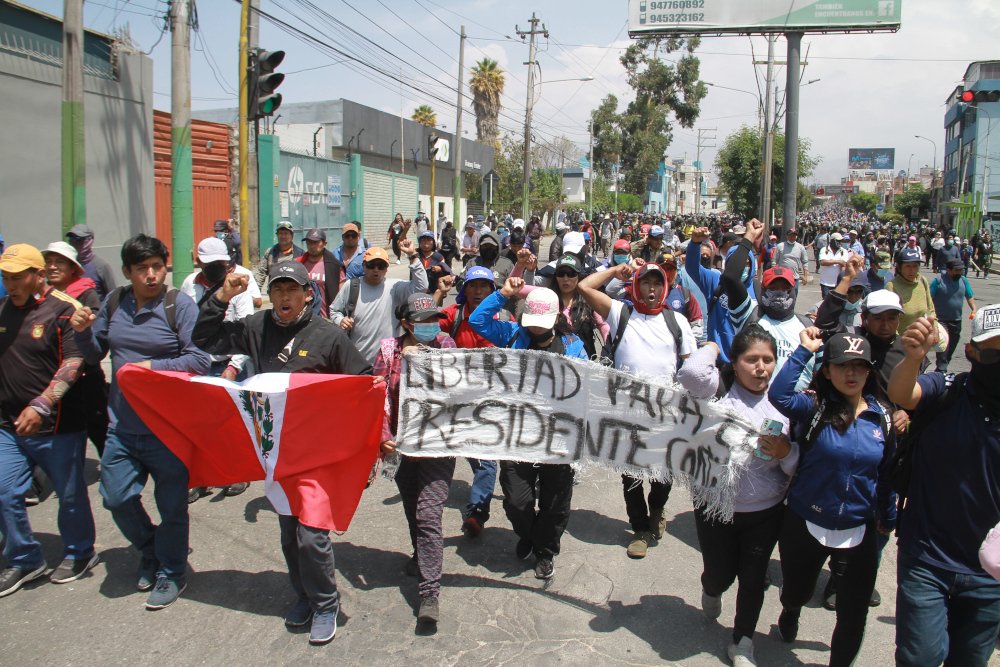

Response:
(0, 428), (95, 568)
(99, 429), (190, 579)
(895, 550), (1000, 667)
(465, 458), (496, 523)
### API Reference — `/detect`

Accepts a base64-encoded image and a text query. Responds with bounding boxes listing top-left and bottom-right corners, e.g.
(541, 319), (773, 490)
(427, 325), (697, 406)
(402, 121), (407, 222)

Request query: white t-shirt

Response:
(818, 248), (850, 286)
(606, 299), (697, 382)
(730, 299), (814, 391)
(234, 264), (262, 300)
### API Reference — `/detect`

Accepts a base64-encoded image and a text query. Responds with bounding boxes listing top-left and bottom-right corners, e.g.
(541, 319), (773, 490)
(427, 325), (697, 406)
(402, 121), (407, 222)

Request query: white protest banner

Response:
(396, 348), (759, 520)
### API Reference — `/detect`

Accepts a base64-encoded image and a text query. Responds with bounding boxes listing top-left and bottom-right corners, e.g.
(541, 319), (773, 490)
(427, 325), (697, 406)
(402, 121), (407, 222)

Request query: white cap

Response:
(512, 218), (526, 230)
(555, 221), (567, 231)
(972, 304), (1000, 343)
(649, 225), (664, 237)
(863, 289), (902, 314)
(831, 232), (844, 241)
(562, 231), (585, 254)
(197, 237), (231, 263)
(521, 288), (559, 329)
(42, 241), (83, 273)
(732, 224), (746, 235)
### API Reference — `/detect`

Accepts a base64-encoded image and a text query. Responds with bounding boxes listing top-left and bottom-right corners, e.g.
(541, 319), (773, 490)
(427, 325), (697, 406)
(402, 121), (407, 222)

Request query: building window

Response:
(679, 191), (685, 201)
(678, 173), (685, 182)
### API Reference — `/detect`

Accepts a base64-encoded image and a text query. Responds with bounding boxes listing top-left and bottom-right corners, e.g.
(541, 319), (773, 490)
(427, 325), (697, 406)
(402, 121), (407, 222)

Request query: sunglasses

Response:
(555, 270), (579, 279)
(343, 232), (359, 239)
(365, 261), (388, 270)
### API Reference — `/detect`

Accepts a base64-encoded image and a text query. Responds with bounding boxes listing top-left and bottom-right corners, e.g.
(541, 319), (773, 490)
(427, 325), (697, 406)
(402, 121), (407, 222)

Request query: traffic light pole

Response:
(170, 0), (194, 285)
(781, 32), (803, 236)
(238, 0), (250, 267)
(452, 26), (465, 229)
(517, 14), (547, 222)
(61, 0), (86, 236)
(759, 35), (775, 229)
(247, 0), (260, 264)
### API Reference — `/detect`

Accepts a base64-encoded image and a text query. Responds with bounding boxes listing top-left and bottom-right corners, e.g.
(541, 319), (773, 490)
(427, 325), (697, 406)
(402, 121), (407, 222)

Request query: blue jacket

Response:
(468, 290), (587, 359)
(685, 242), (756, 363)
(768, 346), (896, 531)
(334, 243), (366, 280)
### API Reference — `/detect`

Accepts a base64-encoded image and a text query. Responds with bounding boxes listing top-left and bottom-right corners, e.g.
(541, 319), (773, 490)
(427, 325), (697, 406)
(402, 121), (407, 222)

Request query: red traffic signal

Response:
(957, 89), (1000, 104)
(961, 90), (975, 103)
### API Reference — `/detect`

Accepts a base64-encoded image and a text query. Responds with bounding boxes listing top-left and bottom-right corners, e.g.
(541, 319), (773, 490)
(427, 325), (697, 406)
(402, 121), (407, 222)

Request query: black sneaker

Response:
(49, 553), (100, 584)
(145, 575), (186, 610)
(778, 609), (799, 643)
(869, 588), (882, 607)
(515, 539), (533, 561)
(534, 557), (555, 580)
(0, 565), (47, 598)
(187, 487), (206, 504)
(224, 482), (249, 497)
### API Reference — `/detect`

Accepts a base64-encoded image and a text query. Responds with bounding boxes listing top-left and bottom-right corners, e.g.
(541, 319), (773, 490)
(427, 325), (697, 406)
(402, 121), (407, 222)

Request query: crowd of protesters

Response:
(1, 205), (998, 666)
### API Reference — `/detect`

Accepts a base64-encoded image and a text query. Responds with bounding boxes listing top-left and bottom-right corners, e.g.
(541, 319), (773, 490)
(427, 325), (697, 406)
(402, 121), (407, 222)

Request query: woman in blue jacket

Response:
(768, 329), (896, 667)
(468, 276), (586, 581)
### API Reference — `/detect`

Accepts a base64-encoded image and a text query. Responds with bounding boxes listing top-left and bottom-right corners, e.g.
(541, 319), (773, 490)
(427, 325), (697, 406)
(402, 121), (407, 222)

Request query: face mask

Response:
(844, 300), (861, 313)
(701, 256), (713, 268)
(479, 246), (498, 262)
(760, 288), (795, 320)
(202, 263), (228, 285)
(947, 240), (954, 247)
(412, 323), (440, 343)
(530, 329), (554, 346)
(612, 253), (630, 266)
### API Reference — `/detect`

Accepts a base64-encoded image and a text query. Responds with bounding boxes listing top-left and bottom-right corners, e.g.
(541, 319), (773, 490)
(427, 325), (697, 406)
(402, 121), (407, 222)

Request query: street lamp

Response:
(914, 134), (937, 182)
(706, 82), (764, 129)
(908, 153), (915, 182)
(523, 75), (594, 221)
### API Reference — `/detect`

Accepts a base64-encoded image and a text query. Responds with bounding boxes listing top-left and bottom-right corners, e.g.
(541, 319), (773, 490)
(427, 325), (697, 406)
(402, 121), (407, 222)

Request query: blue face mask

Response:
(844, 300), (861, 313)
(612, 253), (630, 266)
(412, 323), (440, 343)
(947, 239), (955, 247)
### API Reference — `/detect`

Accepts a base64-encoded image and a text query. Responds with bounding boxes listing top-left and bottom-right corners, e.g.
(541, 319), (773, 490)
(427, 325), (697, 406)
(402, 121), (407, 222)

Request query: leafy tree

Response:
(850, 191), (880, 215)
(797, 182), (816, 214)
(412, 104), (436, 127)
(714, 126), (818, 219)
(892, 184), (931, 219)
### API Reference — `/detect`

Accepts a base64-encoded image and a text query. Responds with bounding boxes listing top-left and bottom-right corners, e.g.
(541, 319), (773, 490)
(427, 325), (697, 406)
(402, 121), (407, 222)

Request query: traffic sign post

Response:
(483, 170), (499, 209)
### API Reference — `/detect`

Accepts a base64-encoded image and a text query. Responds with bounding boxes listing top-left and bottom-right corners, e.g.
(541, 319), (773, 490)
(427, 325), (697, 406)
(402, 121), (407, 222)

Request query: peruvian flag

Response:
(118, 366), (386, 532)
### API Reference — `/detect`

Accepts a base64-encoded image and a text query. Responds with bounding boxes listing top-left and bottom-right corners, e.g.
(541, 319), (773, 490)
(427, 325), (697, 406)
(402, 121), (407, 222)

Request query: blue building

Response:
(943, 61), (1000, 226)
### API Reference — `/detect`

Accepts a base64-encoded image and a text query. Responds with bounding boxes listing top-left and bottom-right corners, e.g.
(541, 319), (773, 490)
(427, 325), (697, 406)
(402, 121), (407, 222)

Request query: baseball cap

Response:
(42, 241), (84, 273)
(762, 266), (797, 288)
(562, 231), (585, 255)
(0, 243), (45, 273)
(874, 250), (892, 266)
(197, 237), (231, 263)
(849, 229), (859, 236)
(649, 225), (664, 238)
(830, 232), (844, 241)
(363, 246), (390, 264)
(304, 228), (326, 242)
(521, 288), (559, 329)
(213, 219), (231, 233)
(555, 255), (583, 275)
(862, 289), (902, 314)
(787, 228), (799, 235)
(946, 258), (965, 271)
(66, 224), (94, 239)
(462, 265), (495, 286)
(402, 292), (445, 321)
(342, 222), (360, 235)
(479, 232), (499, 247)
(897, 247), (921, 264)
(268, 261), (309, 286)
(512, 218), (526, 230)
(276, 220), (294, 232)
(465, 219), (476, 228)
(613, 239), (631, 252)
(555, 221), (567, 231)
(656, 252), (678, 268)
(822, 332), (873, 367)
(467, 215), (474, 221)
(972, 304), (1000, 343)
(732, 224), (747, 235)
(418, 230), (435, 240)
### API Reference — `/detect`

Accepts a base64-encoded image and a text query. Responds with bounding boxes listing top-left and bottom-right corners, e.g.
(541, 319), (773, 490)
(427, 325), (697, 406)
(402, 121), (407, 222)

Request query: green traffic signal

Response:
(249, 49), (285, 121)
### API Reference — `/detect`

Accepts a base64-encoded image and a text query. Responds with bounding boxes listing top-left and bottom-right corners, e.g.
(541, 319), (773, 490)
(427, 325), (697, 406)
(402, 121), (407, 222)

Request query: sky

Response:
(27, 0), (1000, 186)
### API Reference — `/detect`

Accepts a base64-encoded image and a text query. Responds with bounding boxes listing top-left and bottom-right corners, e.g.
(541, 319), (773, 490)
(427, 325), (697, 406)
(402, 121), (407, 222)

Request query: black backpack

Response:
(600, 304), (682, 366)
(105, 286), (180, 332)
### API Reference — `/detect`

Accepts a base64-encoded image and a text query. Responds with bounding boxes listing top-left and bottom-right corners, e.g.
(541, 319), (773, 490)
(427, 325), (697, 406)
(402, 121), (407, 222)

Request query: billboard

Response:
(848, 148), (895, 170)
(628, 0), (901, 36)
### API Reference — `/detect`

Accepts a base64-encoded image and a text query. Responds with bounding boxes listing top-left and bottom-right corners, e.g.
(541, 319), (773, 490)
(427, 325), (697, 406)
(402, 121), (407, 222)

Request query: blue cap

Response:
(896, 247), (921, 264)
(456, 265), (496, 305)
(418, 230), (435, 240)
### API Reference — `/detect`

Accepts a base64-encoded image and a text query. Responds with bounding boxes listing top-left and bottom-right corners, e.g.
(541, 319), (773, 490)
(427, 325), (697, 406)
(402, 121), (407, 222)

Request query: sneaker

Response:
(627, 531), (652, 559)
(395, 259), (401, 265)
(462, 516), (483, 537)
(822, 576), (837, 611)
(649, 507), (667, 540)
(49, 553), (100, 584)
(869, 588), (882, 607)
(727, 636), (757, 666)
(187, 487), (206, 504)
(24, 488), (40, 506)
(515, 538), (533, 561)
(403, 556), (418, 577)
(534, 557), (555, 580)
(136, 557), (159, 592)
(309, 610), (337, 644)
(0, 565), (47, 598)
(224, 482), (249, 497)
(417, 596), (440, 623)
(777, 609), (799, 643)
(701, 590), (722, 620)
(145, 575), (186, 610)
(284, 598), (313, 627)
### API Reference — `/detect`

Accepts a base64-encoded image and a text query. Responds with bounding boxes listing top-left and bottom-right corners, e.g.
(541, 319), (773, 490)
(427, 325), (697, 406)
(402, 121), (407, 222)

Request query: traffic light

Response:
(428, 132), (440, 160)
(249, 49), (285, 121)
(957, 88), (1000, 104)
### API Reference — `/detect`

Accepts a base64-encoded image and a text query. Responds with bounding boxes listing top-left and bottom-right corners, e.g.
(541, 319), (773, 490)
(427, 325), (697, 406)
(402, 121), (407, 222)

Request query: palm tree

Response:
(469, 58), (504, 147)
(412, 105), (437, 127)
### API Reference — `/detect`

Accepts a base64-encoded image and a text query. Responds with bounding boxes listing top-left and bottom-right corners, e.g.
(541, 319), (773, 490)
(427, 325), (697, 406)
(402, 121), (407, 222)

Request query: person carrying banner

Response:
(577, 261), (697, 559)
(676, 326), (797, 667)
(191, 260), (374, 645)
(468, 276), (586, 580)
(375, 293), (456, 626)
(70, 234), (211, 610)
(768, 329), (896, 666)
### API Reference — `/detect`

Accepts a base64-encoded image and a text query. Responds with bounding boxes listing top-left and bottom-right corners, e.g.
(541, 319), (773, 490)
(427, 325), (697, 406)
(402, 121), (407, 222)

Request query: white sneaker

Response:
(395, 259), (401, 264)
(727, 636), (756, 666)
(701, 590), (722, 620)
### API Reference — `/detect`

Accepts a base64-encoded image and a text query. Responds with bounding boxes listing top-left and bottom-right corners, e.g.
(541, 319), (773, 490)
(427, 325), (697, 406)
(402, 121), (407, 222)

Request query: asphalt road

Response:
(4, 238), (999, 666)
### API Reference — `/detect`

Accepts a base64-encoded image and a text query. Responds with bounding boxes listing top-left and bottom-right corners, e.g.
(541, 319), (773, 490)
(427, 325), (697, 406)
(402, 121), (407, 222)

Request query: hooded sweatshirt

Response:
(686, 239), (757, 363)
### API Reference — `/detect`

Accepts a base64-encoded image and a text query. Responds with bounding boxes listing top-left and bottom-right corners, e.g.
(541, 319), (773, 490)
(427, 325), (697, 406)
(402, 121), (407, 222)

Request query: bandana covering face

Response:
(628, 264), (666, 316)
(74, 236), (95, 264)
(271, 302), (310, 328)
(759, 288), (795, 320)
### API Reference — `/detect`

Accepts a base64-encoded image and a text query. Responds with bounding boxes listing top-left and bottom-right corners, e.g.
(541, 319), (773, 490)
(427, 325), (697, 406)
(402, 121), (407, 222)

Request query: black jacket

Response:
(193, 296), (372, 375)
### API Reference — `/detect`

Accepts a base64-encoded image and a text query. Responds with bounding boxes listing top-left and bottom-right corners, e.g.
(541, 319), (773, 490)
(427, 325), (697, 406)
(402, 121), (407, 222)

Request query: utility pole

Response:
(170, 0), (194, 285)
(781, 32), (803, 235)
(61, 0), (86, 236)
(452, 26), (466, 226)
(238, 0), (250, 266)
(695, 127), (717, 217)
(246, 0), (259, 264)
(759, 35), (776, 230)
(517, 13), (547, 221)
(588, 120), (594, 220)
(559, 148), (565, 222)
